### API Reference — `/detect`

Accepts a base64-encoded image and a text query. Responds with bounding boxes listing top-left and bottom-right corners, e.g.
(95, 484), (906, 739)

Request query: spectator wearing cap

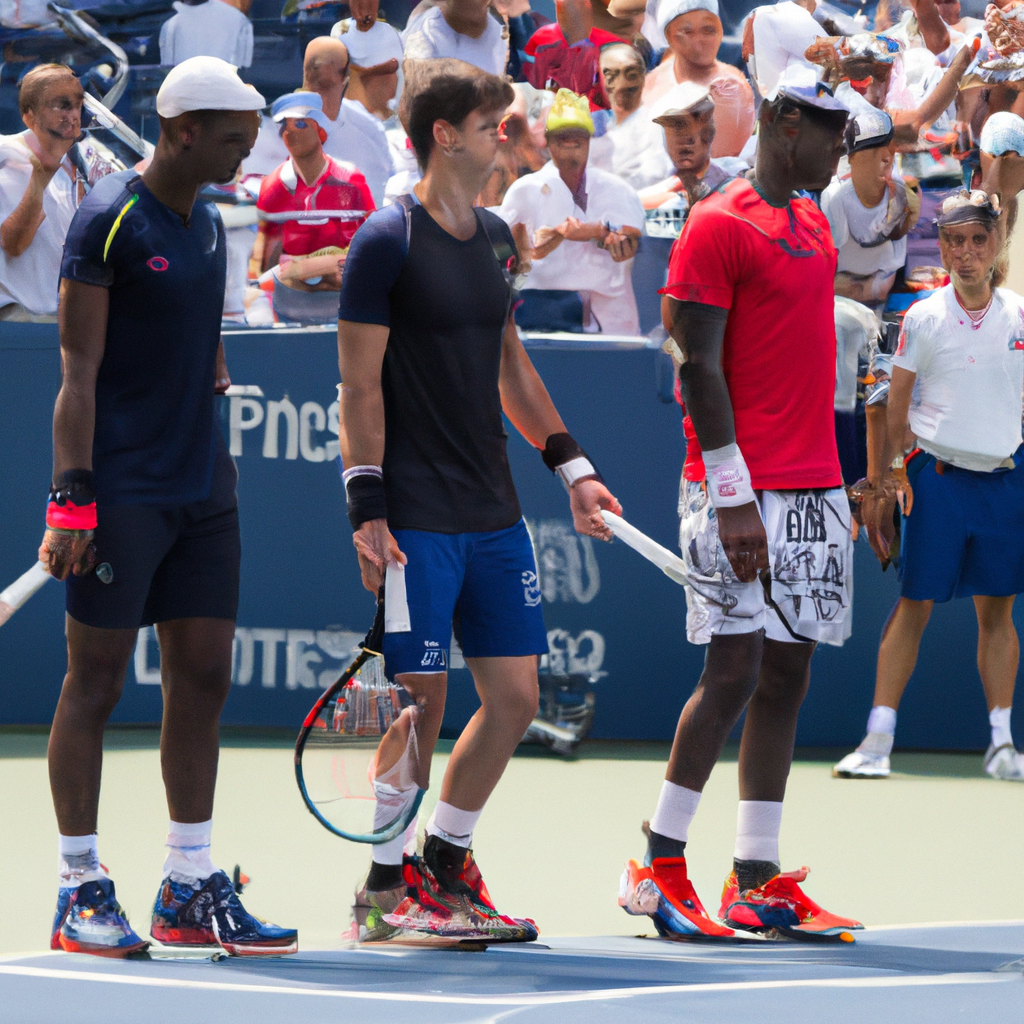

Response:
(821, 109), (920, 311)
(159, 0), (253, 68)
(742, 0), (826, 98)
(332, 0), (404, 119)
(403, 0), (509, 76)
(0, 63), (83, 321)
(641, 0), (755, 158)
(637, 80), (736, 209)
(589, 42), (673, 188)
(498, 89), (645, 334)
(253, 92), (375, 294)
(244, 37), (393, 206)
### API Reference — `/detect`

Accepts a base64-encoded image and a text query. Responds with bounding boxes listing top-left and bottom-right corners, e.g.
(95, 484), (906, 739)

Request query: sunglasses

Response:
(278, 118), (312, 134)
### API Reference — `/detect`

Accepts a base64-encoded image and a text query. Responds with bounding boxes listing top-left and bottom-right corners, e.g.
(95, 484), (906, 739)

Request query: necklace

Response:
(955, 290), (993, 331)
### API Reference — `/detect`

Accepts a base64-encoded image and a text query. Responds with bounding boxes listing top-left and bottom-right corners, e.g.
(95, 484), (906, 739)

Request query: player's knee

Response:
(975, 597), (1016, 636)
(498, 678), (540, 730)
(62, 658), (127, 719)
(165, 659), (232, 702)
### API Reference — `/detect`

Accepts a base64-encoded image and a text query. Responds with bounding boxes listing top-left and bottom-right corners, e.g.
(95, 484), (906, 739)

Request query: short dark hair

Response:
(400, 58), (514, 169)
(18, 63), (78, 116)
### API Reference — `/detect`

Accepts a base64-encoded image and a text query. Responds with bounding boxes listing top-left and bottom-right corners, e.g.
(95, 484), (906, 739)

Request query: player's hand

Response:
(570, 478), (622, 541)
(39, 529), (96, 580)
(352, 518), (407, 593)
(861, 483), (897, 564)
(716, 501), (768, 583)
(214, 341), (231, 394)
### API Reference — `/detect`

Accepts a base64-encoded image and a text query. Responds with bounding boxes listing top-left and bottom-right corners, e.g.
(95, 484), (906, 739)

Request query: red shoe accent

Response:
(150, 924), (217, 946)
(620, 858), (734, 938)
(57, 934), (149, 958)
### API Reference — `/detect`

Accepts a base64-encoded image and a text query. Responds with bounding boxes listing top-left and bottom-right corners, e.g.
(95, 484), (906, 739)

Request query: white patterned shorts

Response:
(678, 476), (853, 647)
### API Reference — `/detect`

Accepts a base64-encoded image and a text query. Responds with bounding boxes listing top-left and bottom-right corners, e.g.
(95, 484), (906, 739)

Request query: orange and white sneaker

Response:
(719, 867), (863, 942)
(619, 857), (734, 939)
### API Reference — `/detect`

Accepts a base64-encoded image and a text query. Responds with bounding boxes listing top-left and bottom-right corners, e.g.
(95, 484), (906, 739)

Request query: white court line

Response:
(0, 964), (1018, 1005)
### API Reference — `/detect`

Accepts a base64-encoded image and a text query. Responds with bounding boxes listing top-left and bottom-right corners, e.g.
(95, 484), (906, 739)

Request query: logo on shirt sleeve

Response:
(147, 256), (169, 272)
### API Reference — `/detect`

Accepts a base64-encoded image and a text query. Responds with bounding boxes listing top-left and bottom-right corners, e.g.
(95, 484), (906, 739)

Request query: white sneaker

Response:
(984, 743), (1024, 781)
(831, 745), (888, 774)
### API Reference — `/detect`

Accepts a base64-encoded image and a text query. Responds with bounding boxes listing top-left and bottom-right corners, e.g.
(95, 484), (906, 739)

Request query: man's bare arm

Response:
(337, 319), (405, 591)
(499, 317), (621, 538)
(912, 0), (951, 56)
(893, 44), (973, 144)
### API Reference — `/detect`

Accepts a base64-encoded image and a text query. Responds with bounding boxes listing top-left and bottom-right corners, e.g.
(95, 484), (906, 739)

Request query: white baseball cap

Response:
(156, 56), (266, 118)
(333, 19), (404, 69)
(649, 81), (713, 122)
(657, 0), (719, 33)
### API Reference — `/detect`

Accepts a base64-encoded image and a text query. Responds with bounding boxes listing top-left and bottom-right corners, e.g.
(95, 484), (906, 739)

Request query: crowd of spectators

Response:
(4, 0), (1024, 342)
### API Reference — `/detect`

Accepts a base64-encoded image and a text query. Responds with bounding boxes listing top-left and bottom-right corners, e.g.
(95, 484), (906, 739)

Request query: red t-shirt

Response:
(257, 155), (375, 257)
(523, 25), (623, 110)
(664, 178), (841, 491)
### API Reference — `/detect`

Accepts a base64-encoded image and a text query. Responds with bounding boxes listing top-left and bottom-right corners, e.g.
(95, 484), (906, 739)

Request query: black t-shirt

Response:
(60, 170), (226, 505)
(338, 198), (522, 534)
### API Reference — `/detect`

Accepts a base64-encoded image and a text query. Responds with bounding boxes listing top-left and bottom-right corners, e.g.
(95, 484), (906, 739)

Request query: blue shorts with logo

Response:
(898, 447), (1024, 602)
(383, 519), (549, 675)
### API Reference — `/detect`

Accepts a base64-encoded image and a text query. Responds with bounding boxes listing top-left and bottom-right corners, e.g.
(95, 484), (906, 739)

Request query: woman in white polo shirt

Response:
(835, 187), (1024, 782)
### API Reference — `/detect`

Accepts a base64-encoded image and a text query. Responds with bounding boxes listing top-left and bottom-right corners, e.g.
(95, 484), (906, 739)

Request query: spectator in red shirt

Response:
(254, 91), (375, 292)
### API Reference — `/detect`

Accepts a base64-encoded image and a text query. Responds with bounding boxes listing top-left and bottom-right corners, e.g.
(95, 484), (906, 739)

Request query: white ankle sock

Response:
(990, 706), (1014, 749)
(649, 781), (702, 843)
(58, 833), (106, 888)
(425, 801), (482, 849)
(162, 819), (217, 883)
(866, 705), (897, 737)
(733, 800), (783, 863)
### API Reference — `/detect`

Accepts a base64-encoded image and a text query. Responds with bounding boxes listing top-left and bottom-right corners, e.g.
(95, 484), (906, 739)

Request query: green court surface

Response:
(3, 729), (1023, 954)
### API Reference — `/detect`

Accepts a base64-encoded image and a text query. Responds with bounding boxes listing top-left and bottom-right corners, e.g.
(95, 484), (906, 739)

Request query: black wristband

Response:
(541, 433), (585, 472)
(50, 469), (96, 507)
(346, 473), (388, 530)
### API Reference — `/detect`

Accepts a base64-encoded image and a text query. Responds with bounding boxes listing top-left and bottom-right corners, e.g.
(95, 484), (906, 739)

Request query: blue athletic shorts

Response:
(898, 448), (1024, 602)
(383, 519), (548, 675)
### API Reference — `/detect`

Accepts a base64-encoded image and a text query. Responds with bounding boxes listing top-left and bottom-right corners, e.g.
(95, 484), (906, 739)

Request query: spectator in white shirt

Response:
(159, 0), (254, 68)
(334, 0), (405, 120)
(0, 64), (83, 321)
(744, 0), (826, 98)
(498, 89), (645, 335)
(403, 0), (509, 76)
(243, 37), (394, 205)
(821, 110), (920, 311)
(589, 42), (673, 190)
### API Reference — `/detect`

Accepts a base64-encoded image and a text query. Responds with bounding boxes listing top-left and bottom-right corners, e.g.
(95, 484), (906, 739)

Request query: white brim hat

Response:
(335, 19), (404, 69)
(156, 56), (265, 118)
(649, 81), (713, 122)
(657, 0), (719, 34)
(271, 91), (332, 131)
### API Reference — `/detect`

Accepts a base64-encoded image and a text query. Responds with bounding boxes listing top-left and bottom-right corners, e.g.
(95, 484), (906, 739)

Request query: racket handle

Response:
(385, 562), (411, 633)
(0, 562), (51, 627)
(600, 510), (689, 586)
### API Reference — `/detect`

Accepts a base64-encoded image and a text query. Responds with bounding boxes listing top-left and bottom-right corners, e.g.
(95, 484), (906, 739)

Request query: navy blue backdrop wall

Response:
(0, 321), (1015, 750)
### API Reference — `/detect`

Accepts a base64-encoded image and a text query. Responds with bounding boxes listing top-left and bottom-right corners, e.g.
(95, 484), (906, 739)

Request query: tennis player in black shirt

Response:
(337, 59), (622, 942)
(40, 57), (296, 957)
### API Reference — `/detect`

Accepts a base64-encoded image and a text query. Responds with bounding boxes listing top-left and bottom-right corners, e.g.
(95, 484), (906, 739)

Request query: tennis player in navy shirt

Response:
(40, 57), (297, 958)
(337, 58), (622, 942)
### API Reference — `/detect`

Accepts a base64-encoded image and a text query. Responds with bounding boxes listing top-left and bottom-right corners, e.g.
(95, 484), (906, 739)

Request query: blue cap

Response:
(271, 91), (331, 131)
(768, 64), (849, 115)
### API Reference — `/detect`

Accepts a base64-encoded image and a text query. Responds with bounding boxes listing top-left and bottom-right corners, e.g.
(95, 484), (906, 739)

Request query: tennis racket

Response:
(294, 585), (426, 843)
(0, 562), (51, 628)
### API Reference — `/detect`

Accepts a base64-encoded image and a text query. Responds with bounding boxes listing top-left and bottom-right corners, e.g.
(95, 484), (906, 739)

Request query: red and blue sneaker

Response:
(51, 878), (148, 957)
(151, 870), (297, 956)
(619, 857), (734, 939)
(719, 866), (863, 942)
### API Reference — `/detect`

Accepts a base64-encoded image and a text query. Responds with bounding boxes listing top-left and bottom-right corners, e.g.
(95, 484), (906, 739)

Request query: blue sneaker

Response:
(52, 878), (148, 957)
(151, 871), (297, 956)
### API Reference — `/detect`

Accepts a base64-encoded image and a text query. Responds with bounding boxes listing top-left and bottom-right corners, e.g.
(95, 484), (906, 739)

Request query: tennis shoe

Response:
(984, 743), (1024, 781)
(618, 857), (734, 938)
(52, 878), (148, 957)
(832, 734), (892, 779)
(720, 866), (862, 940)
(151, 870), (297, 956)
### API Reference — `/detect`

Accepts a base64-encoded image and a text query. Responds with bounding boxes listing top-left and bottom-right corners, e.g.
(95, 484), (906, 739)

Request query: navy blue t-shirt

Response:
(60, 170), (226, 505)
(338, 199), (521, 534)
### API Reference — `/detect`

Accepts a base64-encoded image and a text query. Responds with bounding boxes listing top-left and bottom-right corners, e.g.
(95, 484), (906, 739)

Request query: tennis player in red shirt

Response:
(619, 66), (863, 941)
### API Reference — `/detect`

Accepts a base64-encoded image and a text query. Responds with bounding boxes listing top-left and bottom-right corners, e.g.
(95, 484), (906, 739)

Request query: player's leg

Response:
(974, 595), (1023, 779)
(48, 617), (147, 955)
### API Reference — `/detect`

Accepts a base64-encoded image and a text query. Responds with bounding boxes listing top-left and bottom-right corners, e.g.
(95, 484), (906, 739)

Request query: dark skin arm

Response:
(38, 279), (108, 579)
(667, 296), (768, 582)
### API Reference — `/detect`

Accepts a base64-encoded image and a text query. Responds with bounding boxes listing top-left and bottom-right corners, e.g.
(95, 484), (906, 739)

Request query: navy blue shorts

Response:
(898, 448), (1024, 602)
(383, 519), (548, 675)
(66, 446), (240, 630)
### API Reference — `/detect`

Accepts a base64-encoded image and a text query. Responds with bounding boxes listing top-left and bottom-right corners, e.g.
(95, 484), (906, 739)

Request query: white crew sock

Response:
(734, 800), (784, 863)
(866, 705), (897, 736)
(649, 781), (702, 843)
(162, 819), (217, 883)
(990, 706), (1014, 749)
(58, 833), (106, 888)
(425, 801), (482, 849)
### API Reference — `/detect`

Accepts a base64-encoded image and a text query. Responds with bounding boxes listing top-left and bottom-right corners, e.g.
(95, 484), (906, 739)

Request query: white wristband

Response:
(702, 443), (756, 508)
(555, 457), (597, 490)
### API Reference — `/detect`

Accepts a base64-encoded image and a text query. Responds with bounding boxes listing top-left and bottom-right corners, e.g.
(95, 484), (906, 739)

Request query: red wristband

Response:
(46, 499), (97, 531)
